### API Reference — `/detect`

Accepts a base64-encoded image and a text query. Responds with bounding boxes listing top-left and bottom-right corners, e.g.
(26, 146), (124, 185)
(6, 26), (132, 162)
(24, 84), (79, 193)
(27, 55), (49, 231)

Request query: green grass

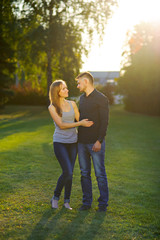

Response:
(0, 105), (160, 240)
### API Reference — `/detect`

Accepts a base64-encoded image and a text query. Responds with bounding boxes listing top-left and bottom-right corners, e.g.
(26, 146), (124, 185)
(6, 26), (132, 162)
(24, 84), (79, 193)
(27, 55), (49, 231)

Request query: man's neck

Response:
(85, 86), (94, 97)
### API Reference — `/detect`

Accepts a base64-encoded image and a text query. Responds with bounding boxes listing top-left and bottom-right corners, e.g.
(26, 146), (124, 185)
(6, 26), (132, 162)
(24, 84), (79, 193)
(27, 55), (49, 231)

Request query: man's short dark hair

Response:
(75, 72), (94, 84)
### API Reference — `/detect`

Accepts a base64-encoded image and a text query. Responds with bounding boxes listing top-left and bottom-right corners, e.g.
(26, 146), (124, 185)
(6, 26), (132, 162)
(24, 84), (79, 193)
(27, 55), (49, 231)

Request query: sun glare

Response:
(118, 0), (160, 27)
(82, 0), (160, 71)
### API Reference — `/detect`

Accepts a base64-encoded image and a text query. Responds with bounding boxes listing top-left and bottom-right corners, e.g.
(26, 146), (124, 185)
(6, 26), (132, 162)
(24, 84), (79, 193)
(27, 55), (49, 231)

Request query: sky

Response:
(81, 0), (160, 72)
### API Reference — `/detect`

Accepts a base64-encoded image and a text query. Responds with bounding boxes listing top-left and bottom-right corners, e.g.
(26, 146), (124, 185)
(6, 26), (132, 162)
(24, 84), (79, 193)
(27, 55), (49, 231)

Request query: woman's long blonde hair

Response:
(49, 80), (66, 117)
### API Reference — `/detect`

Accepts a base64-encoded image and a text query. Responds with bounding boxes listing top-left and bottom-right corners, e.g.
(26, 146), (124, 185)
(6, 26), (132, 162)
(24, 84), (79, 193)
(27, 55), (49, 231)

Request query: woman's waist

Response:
(53, 129), (77, 142)
(54, 127), (77, 135)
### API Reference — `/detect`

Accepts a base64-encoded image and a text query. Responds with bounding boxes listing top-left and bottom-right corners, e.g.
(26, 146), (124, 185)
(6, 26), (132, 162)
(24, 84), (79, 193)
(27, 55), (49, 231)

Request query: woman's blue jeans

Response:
(53, 142), (77, 203)
(78, 140), (109, 207)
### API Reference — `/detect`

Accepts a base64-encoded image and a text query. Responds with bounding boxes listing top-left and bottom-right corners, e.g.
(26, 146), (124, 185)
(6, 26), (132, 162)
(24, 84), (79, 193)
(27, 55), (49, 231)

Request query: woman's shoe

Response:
(64, 203), (72, 210)
(50, 199), (58, 209)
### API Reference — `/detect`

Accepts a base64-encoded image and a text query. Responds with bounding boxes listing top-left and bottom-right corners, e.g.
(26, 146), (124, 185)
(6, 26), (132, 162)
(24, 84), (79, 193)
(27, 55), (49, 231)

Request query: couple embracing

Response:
(48, 72), (109, 212)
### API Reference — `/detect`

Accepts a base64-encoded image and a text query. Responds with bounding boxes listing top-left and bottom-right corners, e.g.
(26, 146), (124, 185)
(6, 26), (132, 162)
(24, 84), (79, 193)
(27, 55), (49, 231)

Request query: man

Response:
(76, 72), (109, 212)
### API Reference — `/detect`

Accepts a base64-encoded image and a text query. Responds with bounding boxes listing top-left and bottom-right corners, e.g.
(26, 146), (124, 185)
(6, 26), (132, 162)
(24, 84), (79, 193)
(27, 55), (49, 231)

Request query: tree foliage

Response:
(19, 0), (116, 97)
(0, 0), (16, 107)
(1, 0), (117, 106)
(118, 22), (160, 115)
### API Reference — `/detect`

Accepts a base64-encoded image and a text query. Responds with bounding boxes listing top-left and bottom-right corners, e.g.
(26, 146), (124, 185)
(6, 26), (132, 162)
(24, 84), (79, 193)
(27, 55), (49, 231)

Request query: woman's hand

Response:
(80, 119), (94, 127)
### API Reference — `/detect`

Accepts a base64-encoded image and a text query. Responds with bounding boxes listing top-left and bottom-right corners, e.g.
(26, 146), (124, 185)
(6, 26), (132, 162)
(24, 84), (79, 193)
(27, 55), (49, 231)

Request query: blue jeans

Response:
(78, 140), (109, 207)
(53, 142), (77, 203)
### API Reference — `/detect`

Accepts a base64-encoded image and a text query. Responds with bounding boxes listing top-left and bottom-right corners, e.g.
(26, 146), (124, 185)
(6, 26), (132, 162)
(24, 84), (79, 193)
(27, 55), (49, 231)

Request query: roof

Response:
(90, 71), (120, 80)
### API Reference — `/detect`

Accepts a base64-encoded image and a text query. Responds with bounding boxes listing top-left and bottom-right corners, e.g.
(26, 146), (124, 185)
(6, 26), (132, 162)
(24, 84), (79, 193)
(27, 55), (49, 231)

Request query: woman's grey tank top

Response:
(53, 101), (78, 143)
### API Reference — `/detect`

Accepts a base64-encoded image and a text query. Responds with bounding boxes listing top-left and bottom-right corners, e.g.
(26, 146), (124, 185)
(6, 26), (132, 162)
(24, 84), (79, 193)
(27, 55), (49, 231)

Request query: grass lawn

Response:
(0, 104), (160, 240)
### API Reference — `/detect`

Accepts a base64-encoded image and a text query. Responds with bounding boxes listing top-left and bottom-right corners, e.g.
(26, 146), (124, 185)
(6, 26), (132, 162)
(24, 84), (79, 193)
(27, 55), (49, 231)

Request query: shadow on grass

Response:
(0, 105), (50, 139)
(26, 208), (71, 240)
(0, 147), (52, 199)
(57, 211), (106, 240)
(0, 116), (50, 140)
(27, 208), (106, 240)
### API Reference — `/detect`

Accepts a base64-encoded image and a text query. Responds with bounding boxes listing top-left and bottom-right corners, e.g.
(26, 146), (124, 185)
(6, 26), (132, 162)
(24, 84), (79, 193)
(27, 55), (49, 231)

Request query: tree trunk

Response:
(46, 5), (53, 105)
(47, 49), (52, 105)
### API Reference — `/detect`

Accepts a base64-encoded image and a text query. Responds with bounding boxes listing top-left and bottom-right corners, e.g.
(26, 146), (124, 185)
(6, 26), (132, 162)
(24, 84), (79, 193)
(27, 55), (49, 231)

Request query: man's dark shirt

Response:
(78, 89), (109, 144)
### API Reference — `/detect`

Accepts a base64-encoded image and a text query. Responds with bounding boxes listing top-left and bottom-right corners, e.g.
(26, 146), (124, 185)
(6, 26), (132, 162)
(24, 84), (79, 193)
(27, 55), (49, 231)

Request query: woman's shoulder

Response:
(67, 100), (76, 108)
(48, 104), (55, 111)
(48, 104), (52, 109)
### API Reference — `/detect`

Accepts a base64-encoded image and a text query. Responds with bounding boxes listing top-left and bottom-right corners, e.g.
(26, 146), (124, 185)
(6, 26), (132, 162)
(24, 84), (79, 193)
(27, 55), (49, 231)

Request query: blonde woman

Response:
(48, 80), (93, 210)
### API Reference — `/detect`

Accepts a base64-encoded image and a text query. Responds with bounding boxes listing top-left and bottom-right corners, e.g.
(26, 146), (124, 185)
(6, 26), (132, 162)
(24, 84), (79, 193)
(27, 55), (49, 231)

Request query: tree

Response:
(0, 0), (16, 107)
(20, 0), (116, 97)
(118, 22), (160, 115)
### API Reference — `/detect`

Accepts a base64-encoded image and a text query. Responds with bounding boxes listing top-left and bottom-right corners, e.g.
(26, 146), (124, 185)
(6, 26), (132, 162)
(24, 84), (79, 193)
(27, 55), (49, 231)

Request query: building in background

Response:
(90, 71), (120, 86)
(90, 71), (123, 104)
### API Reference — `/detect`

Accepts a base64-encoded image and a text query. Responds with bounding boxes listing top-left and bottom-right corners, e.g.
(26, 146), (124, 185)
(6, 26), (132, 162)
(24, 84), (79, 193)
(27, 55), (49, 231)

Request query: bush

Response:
(118, 22), (160, 116)
(8, 83), (47, 106)
(0, 89), (14, 108)
(96, 83), (115, 105)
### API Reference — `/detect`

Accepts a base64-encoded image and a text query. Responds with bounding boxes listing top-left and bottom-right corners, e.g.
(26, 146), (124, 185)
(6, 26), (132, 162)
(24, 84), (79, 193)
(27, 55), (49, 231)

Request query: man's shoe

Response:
(79, 205), (91, 211)
(97, 206), (107, 212)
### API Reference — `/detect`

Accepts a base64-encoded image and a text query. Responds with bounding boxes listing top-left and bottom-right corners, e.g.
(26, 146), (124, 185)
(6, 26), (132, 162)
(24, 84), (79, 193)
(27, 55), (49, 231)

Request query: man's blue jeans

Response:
(53, 142), (77, 203)
(78, 140), (109, 207)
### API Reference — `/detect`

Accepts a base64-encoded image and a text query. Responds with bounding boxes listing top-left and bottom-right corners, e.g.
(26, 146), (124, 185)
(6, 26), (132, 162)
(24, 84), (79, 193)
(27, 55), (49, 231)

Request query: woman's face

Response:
(59, 83), (69, 98)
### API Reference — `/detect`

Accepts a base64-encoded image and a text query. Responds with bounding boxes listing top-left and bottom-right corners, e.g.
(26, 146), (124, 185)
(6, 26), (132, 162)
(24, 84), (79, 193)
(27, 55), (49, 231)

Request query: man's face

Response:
(77, 78), (87, 92)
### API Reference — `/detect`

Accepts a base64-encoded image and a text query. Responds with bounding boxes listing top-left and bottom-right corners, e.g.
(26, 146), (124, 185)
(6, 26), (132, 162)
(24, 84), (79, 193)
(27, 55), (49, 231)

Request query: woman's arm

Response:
(48, 104), (93, 129)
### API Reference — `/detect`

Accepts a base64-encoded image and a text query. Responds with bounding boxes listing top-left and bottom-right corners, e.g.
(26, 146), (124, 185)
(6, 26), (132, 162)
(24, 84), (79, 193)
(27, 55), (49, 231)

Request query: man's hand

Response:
(92, 140), (101, 152)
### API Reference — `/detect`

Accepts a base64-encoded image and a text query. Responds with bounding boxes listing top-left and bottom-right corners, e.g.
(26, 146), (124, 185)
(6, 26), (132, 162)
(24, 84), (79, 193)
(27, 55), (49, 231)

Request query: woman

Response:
(48, 80), (93, 210)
